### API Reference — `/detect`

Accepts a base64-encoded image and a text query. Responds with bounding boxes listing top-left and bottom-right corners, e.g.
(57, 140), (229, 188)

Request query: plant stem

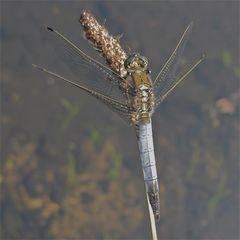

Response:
(146, 191), (158, 240)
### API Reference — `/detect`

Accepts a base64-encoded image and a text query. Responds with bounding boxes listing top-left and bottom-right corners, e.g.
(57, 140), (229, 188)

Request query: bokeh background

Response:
(1, 1), (239, 239)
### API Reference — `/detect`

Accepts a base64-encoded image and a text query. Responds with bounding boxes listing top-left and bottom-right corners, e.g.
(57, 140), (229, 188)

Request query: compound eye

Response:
(124, 54), (148, 72)
(124, 56), (135, 69)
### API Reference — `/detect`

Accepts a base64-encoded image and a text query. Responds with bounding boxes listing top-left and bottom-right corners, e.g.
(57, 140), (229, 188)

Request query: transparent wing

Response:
(32, 64), (134, 124)
(40, 26), (133, 104)
(153, 23), (195, 107)
(154, 56), (204, 106)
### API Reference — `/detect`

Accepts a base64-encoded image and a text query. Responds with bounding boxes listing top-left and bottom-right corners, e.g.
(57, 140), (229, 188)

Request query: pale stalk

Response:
(146, 192), (158, 240)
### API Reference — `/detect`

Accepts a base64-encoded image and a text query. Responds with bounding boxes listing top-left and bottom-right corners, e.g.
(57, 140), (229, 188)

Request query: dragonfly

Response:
(33, 22), (204, 221)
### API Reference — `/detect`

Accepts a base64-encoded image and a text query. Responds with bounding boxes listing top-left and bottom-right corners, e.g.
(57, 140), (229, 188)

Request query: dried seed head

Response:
(79, 10), (127, 77)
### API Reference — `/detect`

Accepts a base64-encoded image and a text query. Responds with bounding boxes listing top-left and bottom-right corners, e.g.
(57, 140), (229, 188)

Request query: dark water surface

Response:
(1, 1), (239, 239)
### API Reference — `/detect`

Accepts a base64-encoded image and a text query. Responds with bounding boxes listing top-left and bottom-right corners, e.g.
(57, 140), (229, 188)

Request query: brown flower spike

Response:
(79, 10), (127, 77)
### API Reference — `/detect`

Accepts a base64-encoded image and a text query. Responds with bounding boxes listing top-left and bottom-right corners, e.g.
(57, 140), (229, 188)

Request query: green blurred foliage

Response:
(208, 175), (227, 219)
(107, 144), (123, 180)
(186, 143), (201, 179)
(222, 50), (232, 67)
(1, 142), (60, 238)
(1, 138), (144, 239)
(233, 67), (240, 78)
(66, 151), (77, 185)
(61, 98), (81, 130)
(89, 127), (102, 148)
(221, 50), (240, 78)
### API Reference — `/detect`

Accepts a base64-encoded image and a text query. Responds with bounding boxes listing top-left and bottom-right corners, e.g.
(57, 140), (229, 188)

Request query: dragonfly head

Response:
(124, 54), (148, 73)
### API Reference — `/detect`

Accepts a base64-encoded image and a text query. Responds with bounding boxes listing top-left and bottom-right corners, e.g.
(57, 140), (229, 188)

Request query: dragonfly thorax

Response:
(132, 87), (154, 124)
(124, 54), (154, 124)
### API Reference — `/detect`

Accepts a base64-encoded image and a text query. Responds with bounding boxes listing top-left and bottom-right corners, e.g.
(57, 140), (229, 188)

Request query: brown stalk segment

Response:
(79, 10), (128, 77)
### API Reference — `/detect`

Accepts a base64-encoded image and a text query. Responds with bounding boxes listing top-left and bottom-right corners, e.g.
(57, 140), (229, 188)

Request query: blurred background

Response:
(1, 1), (239, 239)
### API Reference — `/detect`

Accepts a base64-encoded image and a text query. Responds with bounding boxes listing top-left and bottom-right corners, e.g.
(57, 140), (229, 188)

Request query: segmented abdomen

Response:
(136, 121), (160, 220)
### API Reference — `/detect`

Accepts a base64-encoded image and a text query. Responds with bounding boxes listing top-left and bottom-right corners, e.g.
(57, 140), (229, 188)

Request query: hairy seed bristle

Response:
(79, 10), (127, 77)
